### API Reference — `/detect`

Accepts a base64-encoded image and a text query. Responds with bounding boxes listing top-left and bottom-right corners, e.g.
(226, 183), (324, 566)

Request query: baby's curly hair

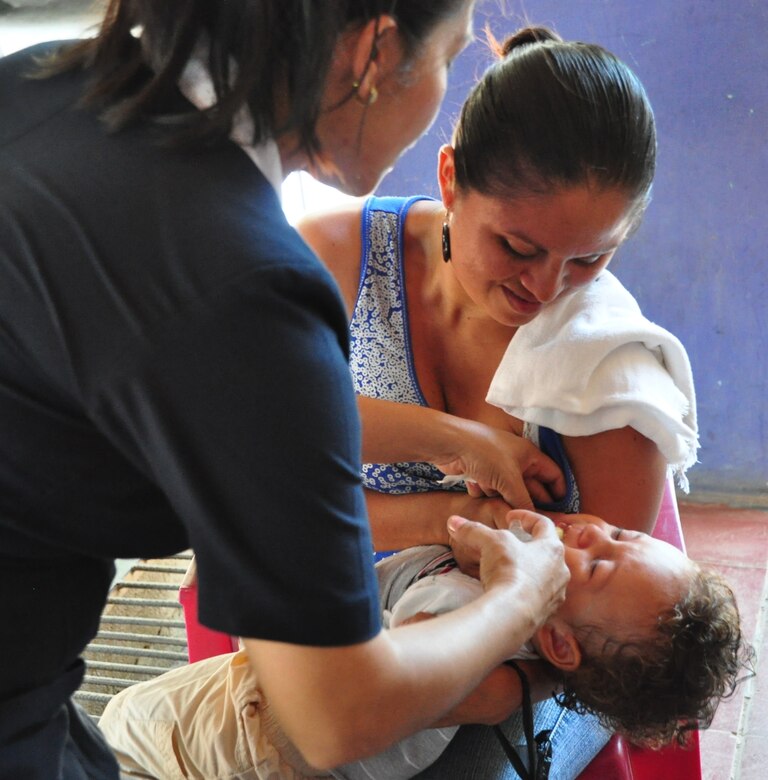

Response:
(557, 564), (754, 747)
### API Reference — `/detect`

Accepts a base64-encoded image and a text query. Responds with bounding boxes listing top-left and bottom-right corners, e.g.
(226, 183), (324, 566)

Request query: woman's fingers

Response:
(447, 513), (569, 621)
(466, 481), (501, 499)
(437, 427), (567, 510)
(465, 481), (484, 498)
(504, 509), (555, 537)
(523, 477), (555, 505)
(522, 450), (567, 498)
(483, 474), (534, 509)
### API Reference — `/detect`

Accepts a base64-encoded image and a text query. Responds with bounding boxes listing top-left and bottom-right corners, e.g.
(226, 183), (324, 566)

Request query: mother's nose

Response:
(520, 257), (566, 303)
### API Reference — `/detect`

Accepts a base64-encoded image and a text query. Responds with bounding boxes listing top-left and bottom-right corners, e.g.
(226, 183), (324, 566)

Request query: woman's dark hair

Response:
(557, 565), (755, 748)
(40, 0), (467, 152)
(453, 26), (656, 210)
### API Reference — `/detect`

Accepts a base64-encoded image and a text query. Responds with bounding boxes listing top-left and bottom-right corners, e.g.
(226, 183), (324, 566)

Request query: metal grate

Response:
(74, 552), (193, 722)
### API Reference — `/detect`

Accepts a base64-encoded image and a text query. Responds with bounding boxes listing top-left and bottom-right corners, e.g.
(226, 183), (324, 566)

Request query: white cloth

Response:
(486, 271), (698, 491)
(386, 567), (482, 629)
(383, 549), (538, 663)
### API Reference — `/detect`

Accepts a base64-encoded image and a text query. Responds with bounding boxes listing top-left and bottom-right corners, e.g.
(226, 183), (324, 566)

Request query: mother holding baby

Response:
(299, 26), (699, 778)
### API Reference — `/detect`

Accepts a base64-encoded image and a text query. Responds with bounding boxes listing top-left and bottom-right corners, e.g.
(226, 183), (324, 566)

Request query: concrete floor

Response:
(680, 503), (768, 780)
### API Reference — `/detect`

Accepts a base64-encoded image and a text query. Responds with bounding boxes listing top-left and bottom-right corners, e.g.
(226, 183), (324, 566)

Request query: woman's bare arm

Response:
(400, 610), (558, 727)
(301, 209), (566, 510)
(297, 205), (364, 315)
(563, 426), (668, 533)
(366, 490), (517, 551)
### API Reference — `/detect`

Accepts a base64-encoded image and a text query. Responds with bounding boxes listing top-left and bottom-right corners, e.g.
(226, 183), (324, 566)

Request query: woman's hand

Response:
(358, 397), (565, 510)
(434, 418), (566, 509)
(427, 497), (565, 587)
(447, 510), (569, 627)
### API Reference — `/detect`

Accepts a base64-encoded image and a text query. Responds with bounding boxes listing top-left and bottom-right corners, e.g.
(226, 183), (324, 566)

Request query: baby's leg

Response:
(100, 649), (319, 779)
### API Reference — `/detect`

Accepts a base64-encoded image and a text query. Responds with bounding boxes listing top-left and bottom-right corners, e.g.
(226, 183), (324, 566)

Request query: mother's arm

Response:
(359, 395), (566, 551)
(563, 426), (668, 533)
(399, 604), (560, 727)
(367, 490), (517, 551)
(429, 661), (557, 726)
(359, 396), (566, 511)
(360, 396), (666, 538)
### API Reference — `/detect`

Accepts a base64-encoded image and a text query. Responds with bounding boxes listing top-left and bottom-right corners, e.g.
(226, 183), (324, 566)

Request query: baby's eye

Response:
(612, 527), (624, 540)
(590, 558), (602, 577)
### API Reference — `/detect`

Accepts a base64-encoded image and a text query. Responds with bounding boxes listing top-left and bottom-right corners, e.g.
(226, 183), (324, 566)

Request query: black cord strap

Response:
(493, 661), (553, 780)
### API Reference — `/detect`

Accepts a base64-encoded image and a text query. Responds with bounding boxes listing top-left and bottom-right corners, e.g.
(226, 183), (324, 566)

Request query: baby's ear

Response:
(534, 619), (582, 672)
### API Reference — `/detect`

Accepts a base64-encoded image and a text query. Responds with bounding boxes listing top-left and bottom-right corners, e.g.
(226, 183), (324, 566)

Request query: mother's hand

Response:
(357, 398), (564, 510)
(435, 418), (566, 509)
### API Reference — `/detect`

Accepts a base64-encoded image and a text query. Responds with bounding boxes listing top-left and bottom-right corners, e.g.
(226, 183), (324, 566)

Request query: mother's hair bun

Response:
(497, 25), (563, 57)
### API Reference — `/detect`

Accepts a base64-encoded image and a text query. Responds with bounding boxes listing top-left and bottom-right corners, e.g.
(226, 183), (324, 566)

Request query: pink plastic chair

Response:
(178, 557), (239, 663)
(179, 476), (702, 779)
(577, 732), (702, 780)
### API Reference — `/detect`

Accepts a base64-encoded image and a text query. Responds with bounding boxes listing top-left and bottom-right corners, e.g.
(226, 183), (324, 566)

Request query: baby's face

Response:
(552, 514), (695, 637)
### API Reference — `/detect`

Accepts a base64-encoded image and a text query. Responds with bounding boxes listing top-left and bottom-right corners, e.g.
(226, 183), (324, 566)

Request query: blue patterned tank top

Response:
(350, 196), (458, 494)
(350, 196), (580, 513)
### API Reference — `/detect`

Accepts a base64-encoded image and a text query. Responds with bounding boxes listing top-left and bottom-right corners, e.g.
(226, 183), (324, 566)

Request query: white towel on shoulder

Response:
(486, 271), (699, 490)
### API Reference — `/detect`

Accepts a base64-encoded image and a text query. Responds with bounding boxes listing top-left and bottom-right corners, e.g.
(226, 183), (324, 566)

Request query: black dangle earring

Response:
(441, 217), (452, 263)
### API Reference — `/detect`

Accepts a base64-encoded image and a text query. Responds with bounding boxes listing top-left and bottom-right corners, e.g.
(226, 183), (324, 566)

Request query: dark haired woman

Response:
(0, 4), (572, 778)
(298, 26), (698, 778)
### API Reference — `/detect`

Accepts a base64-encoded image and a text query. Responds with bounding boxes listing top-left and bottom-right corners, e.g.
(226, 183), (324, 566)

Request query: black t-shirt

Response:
(0, 43), (380, 651)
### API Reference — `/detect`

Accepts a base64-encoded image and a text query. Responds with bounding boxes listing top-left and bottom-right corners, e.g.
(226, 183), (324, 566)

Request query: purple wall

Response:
(378, 0), (768, 502)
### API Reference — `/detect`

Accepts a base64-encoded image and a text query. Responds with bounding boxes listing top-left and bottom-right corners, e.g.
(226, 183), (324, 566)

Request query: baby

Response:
(99, 513), (748, 779)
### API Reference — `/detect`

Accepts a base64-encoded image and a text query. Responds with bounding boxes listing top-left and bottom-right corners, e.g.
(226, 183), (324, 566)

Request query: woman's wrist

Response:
(425, 411), (480, 465)
(366, 489), (473, 549)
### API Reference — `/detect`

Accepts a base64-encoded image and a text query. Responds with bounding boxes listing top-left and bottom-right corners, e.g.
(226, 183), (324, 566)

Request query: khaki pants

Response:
(100, 650), (330, 780)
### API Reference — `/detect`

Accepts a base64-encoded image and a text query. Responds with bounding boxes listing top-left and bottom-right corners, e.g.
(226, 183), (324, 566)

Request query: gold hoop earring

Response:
(352, 80), (378, 106)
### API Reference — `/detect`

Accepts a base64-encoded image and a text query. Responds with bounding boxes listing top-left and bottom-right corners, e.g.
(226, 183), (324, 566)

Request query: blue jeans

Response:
(414, 698), (610, 780)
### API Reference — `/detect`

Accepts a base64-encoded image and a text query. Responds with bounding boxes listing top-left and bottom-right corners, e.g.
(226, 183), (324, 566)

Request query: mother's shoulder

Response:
(296, 199), (368, 310)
